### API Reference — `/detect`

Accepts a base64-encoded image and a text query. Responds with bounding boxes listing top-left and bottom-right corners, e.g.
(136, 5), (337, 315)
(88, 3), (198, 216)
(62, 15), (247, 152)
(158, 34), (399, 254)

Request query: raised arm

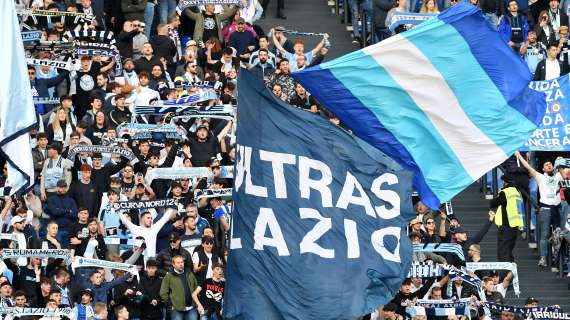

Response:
(271, 28), (288, 56)
(152, 208), (177, 233)
(514, 151), (538, 177)
(310, 34), (328, 57)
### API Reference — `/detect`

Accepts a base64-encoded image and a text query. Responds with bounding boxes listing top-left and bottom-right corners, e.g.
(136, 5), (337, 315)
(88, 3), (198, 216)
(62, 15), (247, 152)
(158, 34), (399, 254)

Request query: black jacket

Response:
(150, 35), (177, 64)
(155, 246), (193, 276)
(116, 30), (140, 59)
(533, 50), (570, 81)
(139, 273), (164, 320)
(390, 278), (435, 316)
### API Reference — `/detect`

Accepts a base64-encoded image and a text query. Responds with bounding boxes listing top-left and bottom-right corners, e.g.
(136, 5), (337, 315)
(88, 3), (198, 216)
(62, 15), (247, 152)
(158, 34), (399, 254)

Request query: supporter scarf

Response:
(116, 123), (180, 140)
(0, 249), (71, 265)
(0, 307), (72, 317)
(73, 42), (123, 76)
(101, 137), (129, 146)
(134, 104), (233, 117)
(485, 302), (561, 317)
(174, 80), (222, 90)
(71, 257), (138, 278)
(17, 9), (93, 28)
(161, 89), (218, 105)
(389, 12), (437, 32)
(62, 30), (115, 44)
(103, 238), (144, 247)
(466, 262), (520, 297)
(407, 261), (445, 278)
(25, 41), (74, 52)
(445, 266), (484, 300)
(21, 31), (41, 42)
(112, 198), (178, 210)
(195, 188), (233, 200)
(281, 30), (331, 47)
(33, 97), (61, 105)
(413, 243), (465, 261)
(526, 311), (570, 320)
(144, 166), (234, 184)
(406, 305), (469, 317)
(26, 58), (73, 70)
(66, 145), (137, 161)
(176, 0), (240, 14)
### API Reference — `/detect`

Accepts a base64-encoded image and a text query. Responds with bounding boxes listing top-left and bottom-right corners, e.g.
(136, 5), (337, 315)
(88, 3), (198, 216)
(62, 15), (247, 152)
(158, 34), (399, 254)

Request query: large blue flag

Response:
(225, 70), (415, 319)
(291, 3), (545, 209)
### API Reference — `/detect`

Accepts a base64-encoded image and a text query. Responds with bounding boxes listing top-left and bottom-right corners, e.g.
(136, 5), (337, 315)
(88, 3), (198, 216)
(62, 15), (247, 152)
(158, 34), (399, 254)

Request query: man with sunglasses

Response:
(156, 233), (192, 276)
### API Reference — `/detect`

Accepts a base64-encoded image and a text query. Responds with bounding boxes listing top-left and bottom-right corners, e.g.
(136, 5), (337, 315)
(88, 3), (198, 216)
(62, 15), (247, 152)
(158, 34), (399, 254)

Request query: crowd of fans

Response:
(0, 0), (567, 319)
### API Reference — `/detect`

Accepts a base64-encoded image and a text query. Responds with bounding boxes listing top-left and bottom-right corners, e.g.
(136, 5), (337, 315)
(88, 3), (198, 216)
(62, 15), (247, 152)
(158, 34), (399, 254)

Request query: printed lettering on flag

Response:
(225, 71), (415, 320)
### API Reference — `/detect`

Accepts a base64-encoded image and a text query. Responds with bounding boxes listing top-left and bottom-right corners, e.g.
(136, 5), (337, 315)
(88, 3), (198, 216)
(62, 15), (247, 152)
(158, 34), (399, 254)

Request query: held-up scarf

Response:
(445, 266), (485, 301)
(145, 166), (234, 184)
(0, 249), (71, 265)
(0, 307), (72, 318)
(176, 0), (240, 14)
(71, 257), (139, 278)
(407, 261), (445, 278)
(195, 188), (233, 200)
(389, 12), (437, 32)
(485, 302), (562, 317)
(134, 104), (234, 116)
(406, 305), (469, 318)
(112, 198), (178, 210)
(66, 145), (137, 162)
(116, 123), (181, 140)
(33, 97), (61, 105)
(413, 243), (465, 261)
(21, 31), (42, 42)
(72, 42), (123, 76)
(103, 237), (144, 247)
(26, 58), (73, 70)
(62, 31), (115, 44)
(161, 89), (218, 106)
(174, 80), (222, 90)
(465, 262), (520, 297)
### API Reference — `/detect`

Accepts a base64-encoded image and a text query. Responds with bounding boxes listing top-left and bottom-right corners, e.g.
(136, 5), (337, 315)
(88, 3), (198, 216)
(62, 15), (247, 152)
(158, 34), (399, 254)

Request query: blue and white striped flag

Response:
(0, 0), (37, 196)
(292, 3), (545, 209)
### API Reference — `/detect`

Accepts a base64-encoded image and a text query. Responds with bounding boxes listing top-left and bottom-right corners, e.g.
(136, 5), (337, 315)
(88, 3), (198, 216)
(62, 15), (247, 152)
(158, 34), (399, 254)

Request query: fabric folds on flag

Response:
(0, 0), (37, 196)
(225, 70), (415, 319)
(291, 3), (545, 209)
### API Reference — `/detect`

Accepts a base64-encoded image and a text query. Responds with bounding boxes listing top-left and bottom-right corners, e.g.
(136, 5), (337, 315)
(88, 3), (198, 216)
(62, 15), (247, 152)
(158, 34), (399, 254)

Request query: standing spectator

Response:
(268, 59), (296, 100)
(191, 263), (225, 320)
(118, 209), (177, 258)
(28, 66), (69, 115)
(535, 10), (557, 47)
(139, 259), (164, 320)
(533, 43), (569, 80)
(548, 0), (568, 39)
(248, 48), (275, 80)
(490, 174), (524, 262)
(521, 30), (547, 75)
(109, 94), (132, 127)
(499, 0), (529, 52)
(156, 233), (193, 276)
(181, 4), (239, 43)
(135, 43), (163, 74)
(46, 180), (77, 246)
(68, 164), (101, 219)
(271, 29), (328, 72)
(228, 17), (257, 60)
(117, 21), (142, 59)
(514, 151), (563, 267)
(32, 133), (49, 190)
(159, 255), (199, 320)
(40, 143), (72, 201)
(133, 20), (150, 60)
(480, 0), (503, 26)
(150, 24), (177, 68)
(192, 236), (222, 284)
(167, 14), (183, 67)
(249, 35), (276, 67)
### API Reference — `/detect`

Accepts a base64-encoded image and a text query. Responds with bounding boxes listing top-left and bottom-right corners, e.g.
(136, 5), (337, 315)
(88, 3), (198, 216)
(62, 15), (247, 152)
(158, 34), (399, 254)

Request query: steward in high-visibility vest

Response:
(490, 173), (523, 262)
(494, 187), (524, 228)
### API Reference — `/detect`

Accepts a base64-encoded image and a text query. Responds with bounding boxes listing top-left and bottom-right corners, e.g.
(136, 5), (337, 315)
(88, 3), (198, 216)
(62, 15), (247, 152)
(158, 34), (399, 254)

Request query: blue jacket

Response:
(31, 70), (69, 114)
(498, 13), (529, 43)
(83, 274), (130, 304)
(47, 194), (78, 227)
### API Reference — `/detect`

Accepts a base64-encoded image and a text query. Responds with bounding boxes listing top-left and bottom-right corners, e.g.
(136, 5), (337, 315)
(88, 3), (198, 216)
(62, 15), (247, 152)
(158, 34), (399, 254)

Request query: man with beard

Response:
(249, 49), (275, 81)
(188, 121), (233, 167)
(116, 58), (140, 86)
(515, 151), (564, 267)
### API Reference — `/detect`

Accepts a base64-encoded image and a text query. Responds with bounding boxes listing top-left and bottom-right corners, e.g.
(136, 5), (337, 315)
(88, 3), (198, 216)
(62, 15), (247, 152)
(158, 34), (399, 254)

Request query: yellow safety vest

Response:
(495, 187), (524, 228)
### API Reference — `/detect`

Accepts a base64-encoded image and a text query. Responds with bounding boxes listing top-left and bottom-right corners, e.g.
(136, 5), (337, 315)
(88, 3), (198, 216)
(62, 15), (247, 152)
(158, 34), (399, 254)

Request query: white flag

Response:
(0, 0), (37, 195)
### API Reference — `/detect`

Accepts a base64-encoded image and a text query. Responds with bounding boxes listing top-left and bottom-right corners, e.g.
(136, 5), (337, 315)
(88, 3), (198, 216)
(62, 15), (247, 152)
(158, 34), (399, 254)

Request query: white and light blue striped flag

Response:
(0, 0), (37, 195)
(292, 3), (546, 209)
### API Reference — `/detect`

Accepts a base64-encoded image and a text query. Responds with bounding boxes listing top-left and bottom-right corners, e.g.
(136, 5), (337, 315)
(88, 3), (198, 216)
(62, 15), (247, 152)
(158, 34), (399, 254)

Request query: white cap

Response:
(10, 215), (25, 226)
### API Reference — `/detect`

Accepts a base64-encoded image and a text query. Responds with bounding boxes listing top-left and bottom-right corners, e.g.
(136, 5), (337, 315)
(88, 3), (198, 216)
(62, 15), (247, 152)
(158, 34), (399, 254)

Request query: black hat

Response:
(526, 297), (539, 304)
(92, 153), (102, 160)
(451, 226), (466, 234)
(81, 288), (94, 298)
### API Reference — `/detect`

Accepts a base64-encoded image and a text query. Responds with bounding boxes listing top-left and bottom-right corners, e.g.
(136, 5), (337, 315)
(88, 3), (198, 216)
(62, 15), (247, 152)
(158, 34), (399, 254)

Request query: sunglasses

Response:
(204, 242), (214, 245)
(426, 221), (434, 224)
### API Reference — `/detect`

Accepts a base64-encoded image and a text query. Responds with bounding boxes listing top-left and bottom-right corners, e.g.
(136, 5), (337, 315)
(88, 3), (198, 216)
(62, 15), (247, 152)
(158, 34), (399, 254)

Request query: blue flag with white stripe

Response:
(225, 70), (415, 319)
(291, 3), (545, 209)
